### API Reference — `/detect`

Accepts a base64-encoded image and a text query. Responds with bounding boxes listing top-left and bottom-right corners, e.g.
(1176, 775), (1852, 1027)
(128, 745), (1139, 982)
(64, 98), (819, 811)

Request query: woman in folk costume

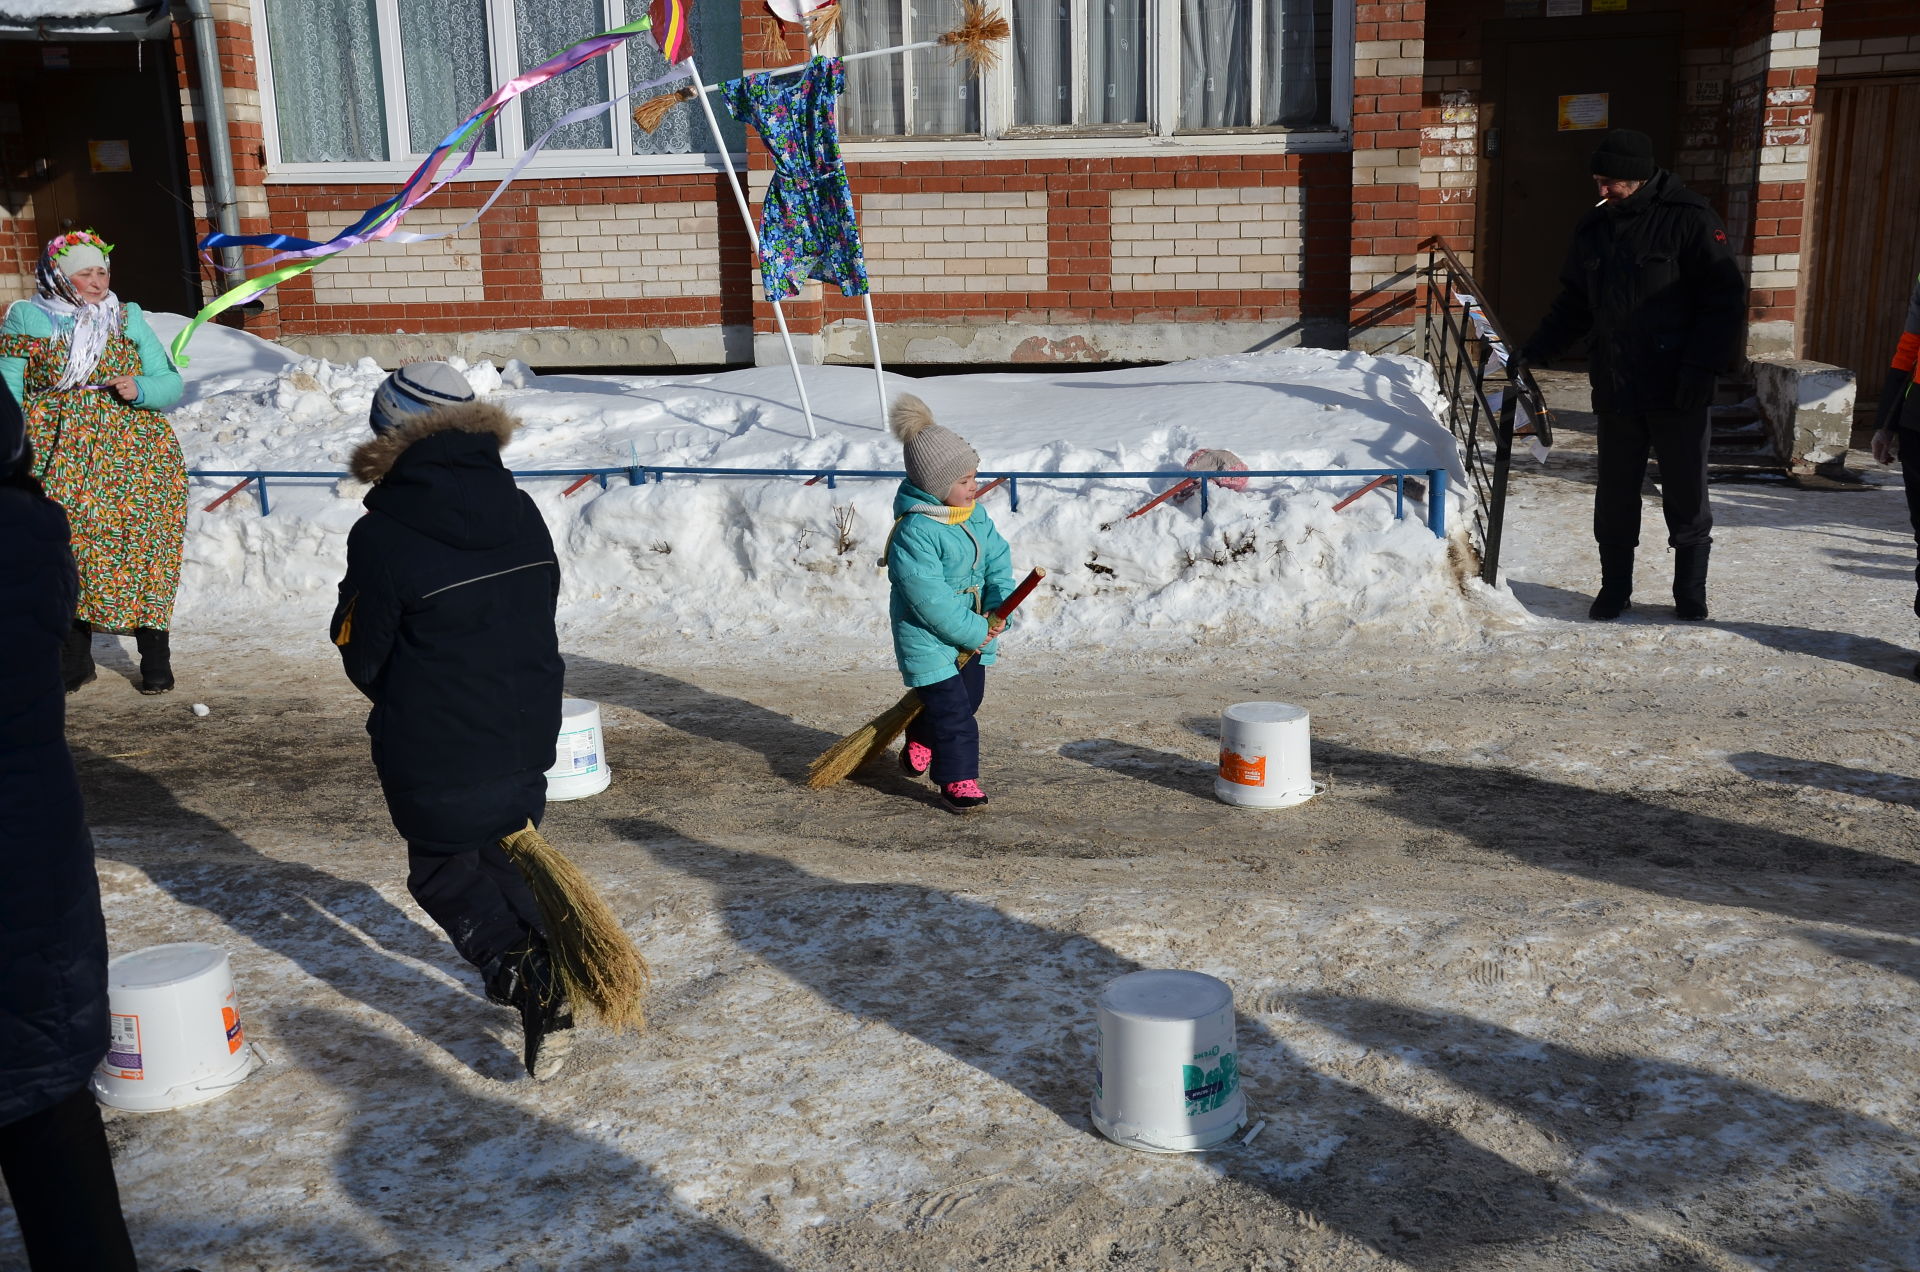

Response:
(0, 232), (186, 695)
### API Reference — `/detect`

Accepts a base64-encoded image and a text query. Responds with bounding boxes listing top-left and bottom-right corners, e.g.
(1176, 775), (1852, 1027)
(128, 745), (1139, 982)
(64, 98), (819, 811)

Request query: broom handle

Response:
(1125, 477), (1198, 520)
(955, 566), (1047, 669)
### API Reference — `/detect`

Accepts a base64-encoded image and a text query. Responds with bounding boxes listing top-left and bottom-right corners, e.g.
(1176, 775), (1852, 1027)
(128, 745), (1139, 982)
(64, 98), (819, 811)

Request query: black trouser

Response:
(1901, 425), (1920, 616)
(907, 658), (986, 786)
(407, 839), (548, 976)
(1594, 407), (1714, 550)
(0, 1087), (139, 1272)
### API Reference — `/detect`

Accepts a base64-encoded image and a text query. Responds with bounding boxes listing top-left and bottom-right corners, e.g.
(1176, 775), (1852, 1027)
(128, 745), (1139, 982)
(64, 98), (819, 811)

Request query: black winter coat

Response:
(0, 379), (109, 1127)
(329, 402), (564, 851)
(1522, 169), (1747, 414)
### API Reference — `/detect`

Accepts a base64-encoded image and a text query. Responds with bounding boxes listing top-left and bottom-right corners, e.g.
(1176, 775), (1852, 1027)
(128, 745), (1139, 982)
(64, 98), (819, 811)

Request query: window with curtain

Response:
(847, 0), (1338, 139)
(261, 0), (747, 167)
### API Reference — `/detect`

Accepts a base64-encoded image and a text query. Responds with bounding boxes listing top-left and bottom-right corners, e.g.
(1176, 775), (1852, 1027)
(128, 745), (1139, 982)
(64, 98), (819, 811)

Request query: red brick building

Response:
(1, 0), (1914, 386)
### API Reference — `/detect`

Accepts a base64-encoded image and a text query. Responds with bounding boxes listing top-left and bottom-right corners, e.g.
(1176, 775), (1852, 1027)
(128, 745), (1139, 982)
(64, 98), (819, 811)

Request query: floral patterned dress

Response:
(0, 325), (187, 631)
(721, 56), (871, 303)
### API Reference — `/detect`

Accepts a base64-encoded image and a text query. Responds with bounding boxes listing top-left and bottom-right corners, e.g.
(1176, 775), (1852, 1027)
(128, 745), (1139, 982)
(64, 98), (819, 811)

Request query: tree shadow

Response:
(617, 817), (1730, 1269)
(1289, 993), (1919, 1270)
(1728, 752), (1920, 807)
(1507, 580), (1920, 677)
(308, 1010), (786, 1271)
(73, 749), (520, 1079)
(562, 654), (919, 794)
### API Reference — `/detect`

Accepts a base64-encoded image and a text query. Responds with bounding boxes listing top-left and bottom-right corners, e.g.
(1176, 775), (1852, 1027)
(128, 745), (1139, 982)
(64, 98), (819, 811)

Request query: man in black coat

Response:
(0, 379), (141, 1269)
(329, 362), (572, 1080)
(1520, 128), (1748, 621)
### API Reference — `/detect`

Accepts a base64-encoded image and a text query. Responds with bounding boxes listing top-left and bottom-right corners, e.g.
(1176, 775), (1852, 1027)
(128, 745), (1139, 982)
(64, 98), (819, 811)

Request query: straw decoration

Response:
(499, 823), (650, 1033)
(632, 86), (696, 133)
(938, 0), (1009, 70)
(804, 1), (843, 44)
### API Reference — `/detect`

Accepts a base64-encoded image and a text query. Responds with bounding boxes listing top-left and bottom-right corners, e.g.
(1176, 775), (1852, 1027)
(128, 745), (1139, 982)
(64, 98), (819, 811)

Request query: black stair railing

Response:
(1417, 236), (1555, 585)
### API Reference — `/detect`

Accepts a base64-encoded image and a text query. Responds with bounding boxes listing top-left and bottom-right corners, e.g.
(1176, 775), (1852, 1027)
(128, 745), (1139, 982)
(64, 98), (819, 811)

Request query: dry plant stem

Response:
(499, 823), (650, 1032)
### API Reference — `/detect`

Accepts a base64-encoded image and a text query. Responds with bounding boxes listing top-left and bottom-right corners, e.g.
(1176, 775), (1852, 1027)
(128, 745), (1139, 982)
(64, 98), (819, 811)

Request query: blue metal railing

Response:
(189, 464), (1450, 538)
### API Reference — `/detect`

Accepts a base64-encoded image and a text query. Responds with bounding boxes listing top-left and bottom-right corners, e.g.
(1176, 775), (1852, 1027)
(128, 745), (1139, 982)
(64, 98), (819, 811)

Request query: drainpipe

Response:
(182, 0), (245, 282)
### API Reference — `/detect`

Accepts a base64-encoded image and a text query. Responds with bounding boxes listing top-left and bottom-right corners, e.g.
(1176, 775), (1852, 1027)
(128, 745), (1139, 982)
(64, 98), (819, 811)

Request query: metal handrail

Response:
(1418, 235), (1555, 584)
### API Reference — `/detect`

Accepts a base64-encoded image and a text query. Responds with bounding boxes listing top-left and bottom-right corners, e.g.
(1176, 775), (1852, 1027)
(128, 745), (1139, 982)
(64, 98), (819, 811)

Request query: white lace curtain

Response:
(516, 0), (613, 149)
(843, 0), (979, 136)
(265, 0), (388, 162)
(399, 0), (496, 153)
(627, 0), (745, 155)
(1181, 0), (1318, 129)
(1011, 0), (1146, 127)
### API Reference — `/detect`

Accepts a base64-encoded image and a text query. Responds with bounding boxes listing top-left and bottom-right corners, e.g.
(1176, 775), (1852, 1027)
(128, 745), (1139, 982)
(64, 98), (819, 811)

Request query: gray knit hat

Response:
(890, 394), (978, 499)
(369, 361), (476, 434)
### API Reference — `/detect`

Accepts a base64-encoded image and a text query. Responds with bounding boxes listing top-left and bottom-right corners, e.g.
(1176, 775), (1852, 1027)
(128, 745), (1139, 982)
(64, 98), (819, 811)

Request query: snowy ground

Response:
(8, 343), (1920, 1271)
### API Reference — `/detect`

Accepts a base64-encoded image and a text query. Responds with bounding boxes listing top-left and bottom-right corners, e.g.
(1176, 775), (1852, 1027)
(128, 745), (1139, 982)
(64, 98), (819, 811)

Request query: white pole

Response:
(686, 59), (819, 440)
(861, 291), (887, 429)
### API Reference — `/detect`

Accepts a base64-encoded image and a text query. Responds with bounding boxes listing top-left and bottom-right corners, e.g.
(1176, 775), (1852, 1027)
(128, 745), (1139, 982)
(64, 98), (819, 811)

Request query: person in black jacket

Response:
(0, 379), (141, 1270)
(1519, 128), (1747, 621)
(329, 363), (573, 1080)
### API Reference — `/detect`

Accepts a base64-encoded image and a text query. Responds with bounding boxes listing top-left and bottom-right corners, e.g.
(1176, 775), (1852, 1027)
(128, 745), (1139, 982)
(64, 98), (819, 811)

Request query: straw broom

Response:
(499, 823), (650, 1032)
(808, 566), (1047, 789)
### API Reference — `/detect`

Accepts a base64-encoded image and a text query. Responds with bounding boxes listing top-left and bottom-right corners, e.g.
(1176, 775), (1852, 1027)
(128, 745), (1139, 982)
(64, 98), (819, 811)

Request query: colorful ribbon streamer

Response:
(171, 15), (653, 364)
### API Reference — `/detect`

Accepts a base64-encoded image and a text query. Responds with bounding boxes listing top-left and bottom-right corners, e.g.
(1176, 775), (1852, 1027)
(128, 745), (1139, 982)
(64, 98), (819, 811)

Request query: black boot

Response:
(1673, 544), (1710, 621)
(61, 621), (96, 694)
(1589, 545), (1635, 620)
(486, 943), (574, 1080)
(135, 627), (174, 694)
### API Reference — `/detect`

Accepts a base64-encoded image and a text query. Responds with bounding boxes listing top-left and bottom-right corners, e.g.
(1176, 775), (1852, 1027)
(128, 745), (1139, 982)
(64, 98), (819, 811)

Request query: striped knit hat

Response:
(368, 361), (476, 434)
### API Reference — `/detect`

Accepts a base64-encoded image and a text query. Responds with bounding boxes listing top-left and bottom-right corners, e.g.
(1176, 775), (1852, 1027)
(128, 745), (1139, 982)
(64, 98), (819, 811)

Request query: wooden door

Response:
(1481, 14), (1682, 346)
(1802, 77), (1920, 414)
(26, 42), (198, 315)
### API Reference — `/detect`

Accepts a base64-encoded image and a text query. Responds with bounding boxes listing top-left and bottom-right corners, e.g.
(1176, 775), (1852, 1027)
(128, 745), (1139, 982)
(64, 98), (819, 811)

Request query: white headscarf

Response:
(29, 235), (123, 392)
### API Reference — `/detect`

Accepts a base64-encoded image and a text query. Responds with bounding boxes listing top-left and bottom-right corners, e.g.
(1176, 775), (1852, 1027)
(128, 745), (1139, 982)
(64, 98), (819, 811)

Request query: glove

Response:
(1877, 366), (1911, 434)
(1675, 365), (1717, 411)
(1872, 428), (1899, 466)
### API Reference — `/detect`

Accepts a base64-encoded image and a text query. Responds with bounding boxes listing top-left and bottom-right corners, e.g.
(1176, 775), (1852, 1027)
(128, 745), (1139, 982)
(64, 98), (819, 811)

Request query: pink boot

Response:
(901, 739), (932, 778)
(940, 779), (989, 813)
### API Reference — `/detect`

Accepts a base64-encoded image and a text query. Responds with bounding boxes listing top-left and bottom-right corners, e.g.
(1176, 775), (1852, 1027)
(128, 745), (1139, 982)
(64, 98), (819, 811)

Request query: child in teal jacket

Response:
(885, 395), (1014, 812)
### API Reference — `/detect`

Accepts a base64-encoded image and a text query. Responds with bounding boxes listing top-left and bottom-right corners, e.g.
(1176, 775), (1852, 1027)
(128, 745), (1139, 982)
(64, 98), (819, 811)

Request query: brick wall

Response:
(1348, 2), (1425, 350)
(1821, 0), (1920, 45)
(1818, 31), (1920, 77)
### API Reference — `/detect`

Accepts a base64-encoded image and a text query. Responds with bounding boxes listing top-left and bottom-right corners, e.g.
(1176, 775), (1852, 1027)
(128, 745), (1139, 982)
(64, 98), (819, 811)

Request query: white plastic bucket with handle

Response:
(1215, 701), (1318, 808)
(545, 698), (611, 801)
(1091, 969), (1247, 1153)
(91, 943), (264, 1113)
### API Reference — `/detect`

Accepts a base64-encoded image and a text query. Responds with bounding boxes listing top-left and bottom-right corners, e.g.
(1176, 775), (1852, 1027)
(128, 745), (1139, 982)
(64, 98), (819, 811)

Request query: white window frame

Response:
(839, 0), (1352, 159)
(254, 0), (749, 183)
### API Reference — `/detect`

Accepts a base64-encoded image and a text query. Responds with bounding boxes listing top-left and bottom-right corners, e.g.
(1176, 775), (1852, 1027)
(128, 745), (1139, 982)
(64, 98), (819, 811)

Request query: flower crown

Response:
(47, 229), (114, 261)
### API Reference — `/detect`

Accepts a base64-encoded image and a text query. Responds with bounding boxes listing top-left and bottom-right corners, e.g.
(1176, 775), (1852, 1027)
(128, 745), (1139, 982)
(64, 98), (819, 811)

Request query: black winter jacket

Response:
(329, 402), (564, 851)
(0, 379), (109, 1127)
(1522, 169), (1747, 414)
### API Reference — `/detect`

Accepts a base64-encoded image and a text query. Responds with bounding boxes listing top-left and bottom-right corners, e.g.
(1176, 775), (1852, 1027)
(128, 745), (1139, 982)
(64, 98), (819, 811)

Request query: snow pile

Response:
(149, 314), (1512, 656)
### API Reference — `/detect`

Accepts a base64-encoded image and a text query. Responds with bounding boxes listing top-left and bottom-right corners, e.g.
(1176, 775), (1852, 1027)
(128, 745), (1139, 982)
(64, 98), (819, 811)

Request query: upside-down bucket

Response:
(545, 698), (611, 801)
(91, 943), (264, 1113)
(1091, 969), (1247, 1153)
(1215, 701), (1317, 808)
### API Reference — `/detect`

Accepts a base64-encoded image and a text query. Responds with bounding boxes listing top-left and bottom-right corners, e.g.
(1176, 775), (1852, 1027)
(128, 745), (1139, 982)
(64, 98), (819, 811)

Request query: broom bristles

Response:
(804, 1), (843, 44)
(939, 0), (1010, 70)
(806, 693), (924, 789)
(500, 824), (650, 1033)
(632, 87), (693, 134)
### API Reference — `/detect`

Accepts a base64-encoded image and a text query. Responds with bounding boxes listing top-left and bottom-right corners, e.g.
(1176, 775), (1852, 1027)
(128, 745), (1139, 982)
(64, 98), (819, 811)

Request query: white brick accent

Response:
(1109, 187), (1303, 291)
(537, 201), (721, 299)
(308, 206), (484, 307)
(857, 191), (1047, 293)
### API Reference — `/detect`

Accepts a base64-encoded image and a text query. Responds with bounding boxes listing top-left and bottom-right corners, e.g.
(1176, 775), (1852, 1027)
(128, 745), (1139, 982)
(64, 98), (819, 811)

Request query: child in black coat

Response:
(329, 361), (572, 1079)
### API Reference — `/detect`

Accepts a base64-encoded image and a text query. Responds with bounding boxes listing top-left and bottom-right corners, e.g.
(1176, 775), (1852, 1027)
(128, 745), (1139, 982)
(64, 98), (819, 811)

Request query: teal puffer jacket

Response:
(886, 480), (1015, 688)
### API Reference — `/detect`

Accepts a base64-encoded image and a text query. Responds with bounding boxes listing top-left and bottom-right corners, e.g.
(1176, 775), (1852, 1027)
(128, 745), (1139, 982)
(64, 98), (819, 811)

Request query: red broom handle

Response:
(1125, 476), (1198, 520)
(993, 566), (1047, 619)
(1331, 474), (1392, 513)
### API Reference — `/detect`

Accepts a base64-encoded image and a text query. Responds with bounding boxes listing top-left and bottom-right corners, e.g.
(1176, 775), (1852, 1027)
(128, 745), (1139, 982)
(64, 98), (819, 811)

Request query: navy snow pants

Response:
(907, 659), (986, 786)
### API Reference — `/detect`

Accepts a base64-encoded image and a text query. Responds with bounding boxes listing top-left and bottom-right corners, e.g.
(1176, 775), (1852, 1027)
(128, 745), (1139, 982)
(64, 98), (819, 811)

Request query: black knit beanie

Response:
(1590, 129), (1656, 181)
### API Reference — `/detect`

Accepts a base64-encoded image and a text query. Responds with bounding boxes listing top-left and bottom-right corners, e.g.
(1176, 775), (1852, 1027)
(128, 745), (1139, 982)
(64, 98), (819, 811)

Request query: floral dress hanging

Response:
(721, 56), (871, 303)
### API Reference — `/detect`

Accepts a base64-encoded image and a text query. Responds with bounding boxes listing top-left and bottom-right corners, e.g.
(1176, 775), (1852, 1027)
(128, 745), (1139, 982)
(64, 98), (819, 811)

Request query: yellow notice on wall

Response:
(88, 140), (132, 172)
(1594, 0), (1627, 10)
(1557, 93), (1610, 132)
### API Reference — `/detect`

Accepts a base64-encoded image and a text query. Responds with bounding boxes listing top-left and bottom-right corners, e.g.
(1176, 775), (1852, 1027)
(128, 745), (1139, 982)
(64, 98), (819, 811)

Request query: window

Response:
(840, 0), (1338, 140)
(258, 0), (745, 171)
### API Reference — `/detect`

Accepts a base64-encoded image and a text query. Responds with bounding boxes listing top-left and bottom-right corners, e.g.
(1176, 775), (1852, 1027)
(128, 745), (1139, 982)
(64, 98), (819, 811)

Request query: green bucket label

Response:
(1183, 1050), (1239, 1114)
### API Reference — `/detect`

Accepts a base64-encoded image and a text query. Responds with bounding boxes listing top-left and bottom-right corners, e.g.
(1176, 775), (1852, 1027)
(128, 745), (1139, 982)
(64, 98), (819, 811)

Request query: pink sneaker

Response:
(901, 740), (933, 777)
(940, 779), (989, 813)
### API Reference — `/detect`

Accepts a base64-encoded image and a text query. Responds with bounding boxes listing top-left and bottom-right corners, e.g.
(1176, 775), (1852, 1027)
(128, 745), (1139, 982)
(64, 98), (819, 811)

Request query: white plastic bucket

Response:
(1215, 701), (1317, 808)
(1091, 969), (1247, 1153)
(91, 943), (263, 1113)
(545, 698), (611, 801)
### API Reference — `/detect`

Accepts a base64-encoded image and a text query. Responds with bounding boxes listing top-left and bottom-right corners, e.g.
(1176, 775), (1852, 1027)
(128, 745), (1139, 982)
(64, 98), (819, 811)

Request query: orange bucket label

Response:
(222, 1006), (244, 1054)
(1219, 749), (1266, 786)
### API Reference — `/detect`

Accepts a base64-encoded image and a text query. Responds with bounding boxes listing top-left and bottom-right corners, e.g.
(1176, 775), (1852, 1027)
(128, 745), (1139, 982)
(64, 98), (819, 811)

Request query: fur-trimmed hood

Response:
(349, 399), (517, 485)
(352, 400), (529, 551)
